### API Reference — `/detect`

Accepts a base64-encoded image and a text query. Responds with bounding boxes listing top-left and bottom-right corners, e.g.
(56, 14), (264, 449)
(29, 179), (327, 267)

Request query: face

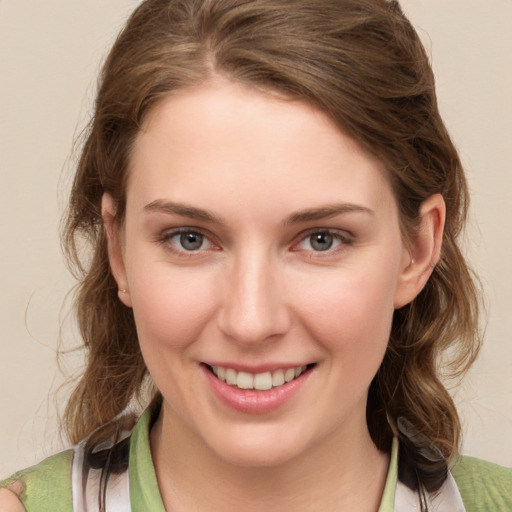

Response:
(105, 79), (427, 468)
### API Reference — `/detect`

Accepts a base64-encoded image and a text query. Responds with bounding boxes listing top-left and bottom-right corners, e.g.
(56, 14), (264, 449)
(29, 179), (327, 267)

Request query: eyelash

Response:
(290, 229), (353, 256)
(156, 227), (353, 257)
(156, 227), (217, 257)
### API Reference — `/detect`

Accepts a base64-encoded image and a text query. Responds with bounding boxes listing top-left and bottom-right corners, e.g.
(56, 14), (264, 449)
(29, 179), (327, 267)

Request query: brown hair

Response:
(62, 0), (481, 493)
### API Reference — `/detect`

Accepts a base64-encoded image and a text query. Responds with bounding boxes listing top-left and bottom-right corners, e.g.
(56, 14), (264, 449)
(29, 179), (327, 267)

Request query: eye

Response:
(294, 230), (349, 253)
(307, 232), (336, 251)
(175, 231), (207, 251)
(161, 229), (215, 253)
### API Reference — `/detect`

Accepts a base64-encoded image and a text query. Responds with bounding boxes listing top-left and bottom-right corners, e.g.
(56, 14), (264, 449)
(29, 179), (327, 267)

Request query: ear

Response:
(394, 194), (446, 309)
(102, 193), (132, 308)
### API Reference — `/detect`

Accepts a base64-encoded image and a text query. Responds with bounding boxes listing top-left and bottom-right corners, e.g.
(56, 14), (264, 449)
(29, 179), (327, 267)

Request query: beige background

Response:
(1, 1), (511, 476)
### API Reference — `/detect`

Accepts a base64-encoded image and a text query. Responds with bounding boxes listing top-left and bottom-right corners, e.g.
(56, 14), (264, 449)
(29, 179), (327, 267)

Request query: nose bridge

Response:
(218, 244), (289, 344)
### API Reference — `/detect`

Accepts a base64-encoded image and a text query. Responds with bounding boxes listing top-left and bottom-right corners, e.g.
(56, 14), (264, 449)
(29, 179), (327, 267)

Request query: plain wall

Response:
(1, 0), (511, 476)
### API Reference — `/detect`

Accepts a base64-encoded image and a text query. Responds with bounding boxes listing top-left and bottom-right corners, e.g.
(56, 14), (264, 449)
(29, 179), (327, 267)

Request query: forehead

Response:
(127, 79), (396, 220)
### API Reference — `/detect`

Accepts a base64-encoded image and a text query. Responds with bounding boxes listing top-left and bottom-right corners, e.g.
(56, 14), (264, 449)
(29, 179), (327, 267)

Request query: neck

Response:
(150, 407), (390, 512)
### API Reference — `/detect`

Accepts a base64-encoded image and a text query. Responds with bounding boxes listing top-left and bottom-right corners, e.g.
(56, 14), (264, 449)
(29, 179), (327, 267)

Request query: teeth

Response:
(272, 369), (285, 387)
(225, 368), (237, 386)
(210, 365), (308, 390)
(237, 371), (254, 389)
(284, 368), (296, 382)
(253, 372), (272, 391)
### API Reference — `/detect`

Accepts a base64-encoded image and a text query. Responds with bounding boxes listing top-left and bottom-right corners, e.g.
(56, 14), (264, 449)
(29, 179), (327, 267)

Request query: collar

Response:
(381, 438), (466, 512)
(125, 410), (466, 511)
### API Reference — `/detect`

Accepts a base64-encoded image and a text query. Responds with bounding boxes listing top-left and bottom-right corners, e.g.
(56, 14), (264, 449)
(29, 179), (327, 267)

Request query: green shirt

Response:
(2, 410), (511, 511)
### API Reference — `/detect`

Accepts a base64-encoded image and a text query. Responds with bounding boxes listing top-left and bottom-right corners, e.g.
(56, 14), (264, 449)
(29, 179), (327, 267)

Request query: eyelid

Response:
(290, 227), (354, 253)
(154, 226), (353, 257)
(156, 226), (220, 255)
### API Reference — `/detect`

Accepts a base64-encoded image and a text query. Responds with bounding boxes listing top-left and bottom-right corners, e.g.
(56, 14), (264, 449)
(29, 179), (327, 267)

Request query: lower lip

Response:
(202, 365), (313, 414)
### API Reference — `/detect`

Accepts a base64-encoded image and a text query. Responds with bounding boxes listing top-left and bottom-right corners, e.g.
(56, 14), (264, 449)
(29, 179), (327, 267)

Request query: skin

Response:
(0, 484), (24, 512)
(102, 78), (445, 512)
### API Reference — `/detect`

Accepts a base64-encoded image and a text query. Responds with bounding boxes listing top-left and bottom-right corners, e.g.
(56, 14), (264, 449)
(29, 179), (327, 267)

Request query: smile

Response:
(209, 365), (310, 391)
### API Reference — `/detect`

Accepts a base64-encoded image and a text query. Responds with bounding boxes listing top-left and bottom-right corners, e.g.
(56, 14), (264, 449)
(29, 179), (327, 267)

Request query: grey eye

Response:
(309, 232), (334, 251)
(179, 232), (204, 250)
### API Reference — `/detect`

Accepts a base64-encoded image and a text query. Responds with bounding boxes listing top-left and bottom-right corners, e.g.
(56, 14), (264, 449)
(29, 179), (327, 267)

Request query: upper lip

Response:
(202, 362), (314, 374)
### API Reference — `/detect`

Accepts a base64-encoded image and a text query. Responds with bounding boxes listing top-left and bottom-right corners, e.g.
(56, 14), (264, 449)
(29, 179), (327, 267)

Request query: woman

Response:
(1, 0), (510, 510)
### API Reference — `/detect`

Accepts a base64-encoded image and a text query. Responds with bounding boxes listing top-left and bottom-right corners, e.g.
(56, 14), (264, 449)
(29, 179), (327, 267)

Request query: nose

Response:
(217, 251), (291, 346)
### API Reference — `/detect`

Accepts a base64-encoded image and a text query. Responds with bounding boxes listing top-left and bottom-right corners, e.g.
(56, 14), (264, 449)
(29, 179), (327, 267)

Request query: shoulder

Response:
(0, 450), (73, 512)
(451, 455), (512, 511)
(0, 486), (25, 512)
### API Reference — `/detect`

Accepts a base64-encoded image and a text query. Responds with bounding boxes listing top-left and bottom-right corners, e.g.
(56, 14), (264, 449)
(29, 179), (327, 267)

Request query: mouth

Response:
(205, 364), (315, 391)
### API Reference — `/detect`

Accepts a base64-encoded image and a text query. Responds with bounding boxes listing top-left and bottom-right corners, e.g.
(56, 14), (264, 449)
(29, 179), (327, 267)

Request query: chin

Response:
(216, 442), (301, 469)
(202, 424), (315, 469)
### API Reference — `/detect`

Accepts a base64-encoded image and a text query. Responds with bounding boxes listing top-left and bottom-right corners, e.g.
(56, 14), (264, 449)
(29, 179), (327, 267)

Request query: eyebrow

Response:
(284, 203), (374, 224)
(144, 200), (225, 224)
(143, 199), (373, 225)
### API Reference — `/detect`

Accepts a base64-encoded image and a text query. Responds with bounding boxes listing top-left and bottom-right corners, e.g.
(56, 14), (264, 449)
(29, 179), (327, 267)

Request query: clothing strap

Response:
(395, 473), (466, 512)
(71, 435), (466, 512)
(72, 437), (131, 512)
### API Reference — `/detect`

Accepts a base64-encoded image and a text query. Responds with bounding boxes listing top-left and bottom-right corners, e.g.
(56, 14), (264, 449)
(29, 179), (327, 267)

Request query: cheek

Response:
(126, 257), (219, 350)
(127, 262), (220, 412)
(291, 263), (398, 360)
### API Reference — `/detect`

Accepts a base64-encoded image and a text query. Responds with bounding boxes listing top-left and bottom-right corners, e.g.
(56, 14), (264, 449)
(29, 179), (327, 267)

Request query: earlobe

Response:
(102, 193), (132, 308)
(394, 194), (446, 309)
